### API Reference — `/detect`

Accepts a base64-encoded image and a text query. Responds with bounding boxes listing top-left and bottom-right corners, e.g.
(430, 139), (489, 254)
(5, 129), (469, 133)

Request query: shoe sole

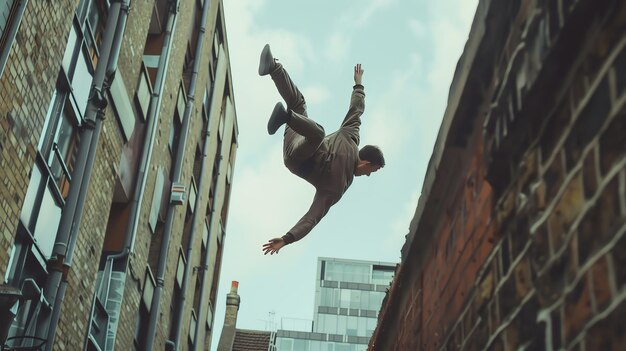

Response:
(259, 44), (273, 76)
(268, 102), (286, 135)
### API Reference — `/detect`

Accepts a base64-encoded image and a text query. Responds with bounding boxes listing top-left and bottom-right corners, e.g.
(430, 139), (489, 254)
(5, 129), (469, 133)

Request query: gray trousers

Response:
(270, 63), (325, 173)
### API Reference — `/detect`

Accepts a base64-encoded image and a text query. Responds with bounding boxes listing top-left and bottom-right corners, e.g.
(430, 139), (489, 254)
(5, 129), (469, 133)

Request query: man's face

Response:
(355, 162), (382, 177)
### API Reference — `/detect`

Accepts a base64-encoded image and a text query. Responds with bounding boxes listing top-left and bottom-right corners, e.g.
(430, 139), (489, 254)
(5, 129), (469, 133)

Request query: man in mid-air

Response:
(258, 44), (385, 255)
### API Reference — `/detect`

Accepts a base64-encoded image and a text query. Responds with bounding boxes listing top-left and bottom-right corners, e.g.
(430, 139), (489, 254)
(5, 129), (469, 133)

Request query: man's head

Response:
(355, 145), (385, 177)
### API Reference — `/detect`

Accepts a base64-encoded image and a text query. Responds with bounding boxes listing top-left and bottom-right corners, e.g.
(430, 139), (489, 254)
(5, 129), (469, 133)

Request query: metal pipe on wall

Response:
(170, 0), (212, 347)
(144, 16), (205, 351)
(42, 0), (129, 348)
(87, 0), (181, 347)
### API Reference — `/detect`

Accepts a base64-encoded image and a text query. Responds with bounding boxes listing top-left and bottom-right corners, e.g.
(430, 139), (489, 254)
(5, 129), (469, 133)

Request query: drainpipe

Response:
(192, 154), (222, 349)
(170, 0), (211, 347)
(85, 0), (180, 346)
(41, 0), (125, 347)
(191, 49), (229, 350)
(143, 0), (184, 349)
(125, 0), (180, 255)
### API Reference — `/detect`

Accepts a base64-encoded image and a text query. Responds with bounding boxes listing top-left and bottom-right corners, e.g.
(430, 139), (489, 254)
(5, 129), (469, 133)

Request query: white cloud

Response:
(323, 0), (396, 64)
(300, 84), (331, 105)
(425, 0), (477, 96)
(408, 18), (426, 38)
(325, 33), (350, 62)
(355, 0), (396, 27)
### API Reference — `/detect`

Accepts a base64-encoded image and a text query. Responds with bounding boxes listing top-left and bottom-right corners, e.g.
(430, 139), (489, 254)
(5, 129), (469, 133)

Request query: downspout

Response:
(192, 155), (222, 349)
(125, 0), (180, 255)
(170, 0), (211, 346)
(41, 0), (125, 347)
(192, 49), (229, 350)
(143, 0), (184, 349)
(86, 0), (180, 346)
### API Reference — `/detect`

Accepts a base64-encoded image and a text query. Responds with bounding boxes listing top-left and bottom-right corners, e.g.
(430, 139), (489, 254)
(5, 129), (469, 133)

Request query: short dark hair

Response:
(359, 145), (385, 167)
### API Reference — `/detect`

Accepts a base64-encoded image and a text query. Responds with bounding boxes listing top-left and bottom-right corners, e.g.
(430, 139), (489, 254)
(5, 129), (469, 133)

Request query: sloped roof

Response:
(232, 329), (273, 351)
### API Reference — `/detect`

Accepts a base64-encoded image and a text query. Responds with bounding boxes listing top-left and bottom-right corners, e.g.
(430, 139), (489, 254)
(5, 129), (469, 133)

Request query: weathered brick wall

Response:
(475, 0), (626, 349)
(0, 0), (77, 278)
(1, 0), (236, 349)
(371, 0), (626, 350)
(419, 149), (496, 351)
(114, 0), (233, 349)
(56, 110), (125, 350)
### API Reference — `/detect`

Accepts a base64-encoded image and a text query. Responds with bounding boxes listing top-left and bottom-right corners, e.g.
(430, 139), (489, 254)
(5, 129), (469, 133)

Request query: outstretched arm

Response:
(262, 191), (339, 255)
(341, 64), (365, 143)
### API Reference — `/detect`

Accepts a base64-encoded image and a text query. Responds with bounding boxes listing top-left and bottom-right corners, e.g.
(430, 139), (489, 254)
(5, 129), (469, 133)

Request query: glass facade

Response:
(276, 258), (395, 351)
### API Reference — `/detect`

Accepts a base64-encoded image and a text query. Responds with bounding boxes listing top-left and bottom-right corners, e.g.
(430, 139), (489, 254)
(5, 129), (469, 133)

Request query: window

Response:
(187, 0), (206, 92)
(210, 16), (223, 77)
(294, 339), (309, 350)
(346, 316), (357, 336)
(143, 0), (170, 85)
(209, 237), (222, 304)
(192, 274), (202, 316)
(135, 268), (155, 350)
(207, 157), (219, 217)
(325, 262), (369, 284)
(38, 90), (81, 199)
(82, 0), (105, 66)
(181, 194), (194, 253)
(189, 311), (197, 344)
(206, 300), (213, 329)
(182, 44), (194, 88)
(218, 106), (225, 141)
(169, 251), (185, 340)
(371, 265), (394, 285)
(200, 219), (209, 260)
(109, 72), (137, 141)
(279, 339), (293, 351)
(0, 1), (18, 45)
(176, 84), (186, 120)
(148, 167), (166, 232)
(193, 145), (203, 183)
(19, 163), (64, 260)
(5, 0), (105, 344)
(188, 180), (197, 213)
(203, 86), (213, 122)
(221, 136), (236, 227)
(135, 63), (152, 121)
(169, 114), (181, 156)
(0, 0), (27, 77)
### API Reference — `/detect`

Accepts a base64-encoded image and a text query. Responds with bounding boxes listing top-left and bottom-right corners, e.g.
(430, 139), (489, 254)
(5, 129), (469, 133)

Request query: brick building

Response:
(370, 0), (626, 350)
(0, 0), (238, 350)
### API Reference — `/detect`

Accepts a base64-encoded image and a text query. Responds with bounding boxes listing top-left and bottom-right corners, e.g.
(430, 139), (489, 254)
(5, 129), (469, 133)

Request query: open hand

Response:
(354, 64), (364, 85)
(262, 237), (286, 255)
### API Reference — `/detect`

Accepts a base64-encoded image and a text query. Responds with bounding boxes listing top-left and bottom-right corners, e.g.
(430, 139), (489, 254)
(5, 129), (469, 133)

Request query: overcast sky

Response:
(211, 0), (477, 348)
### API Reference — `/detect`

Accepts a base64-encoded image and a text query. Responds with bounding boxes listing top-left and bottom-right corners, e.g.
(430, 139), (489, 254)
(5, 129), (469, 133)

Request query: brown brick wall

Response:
(0, 0), (77, 278)
(113, 0), (235, 349)
(0, 0), (237, 349)
(371, 0), (626, 350)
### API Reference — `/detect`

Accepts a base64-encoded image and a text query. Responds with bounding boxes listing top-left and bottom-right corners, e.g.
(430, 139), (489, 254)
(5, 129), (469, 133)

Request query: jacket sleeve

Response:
(286, 190), (340, 243)
(340, 84), (365, 145)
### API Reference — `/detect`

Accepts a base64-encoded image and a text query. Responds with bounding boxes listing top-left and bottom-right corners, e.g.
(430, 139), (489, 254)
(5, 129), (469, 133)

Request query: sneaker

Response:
(258, 44), (276, 76)
(268, 102), (289, 135)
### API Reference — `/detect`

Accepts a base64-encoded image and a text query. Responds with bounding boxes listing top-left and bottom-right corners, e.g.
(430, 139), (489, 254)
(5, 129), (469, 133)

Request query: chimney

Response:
(217, 281), (241, 351)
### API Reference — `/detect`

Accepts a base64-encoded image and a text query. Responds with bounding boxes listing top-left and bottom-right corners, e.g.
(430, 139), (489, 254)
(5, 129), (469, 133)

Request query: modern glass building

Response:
(276, 257), (395, 351)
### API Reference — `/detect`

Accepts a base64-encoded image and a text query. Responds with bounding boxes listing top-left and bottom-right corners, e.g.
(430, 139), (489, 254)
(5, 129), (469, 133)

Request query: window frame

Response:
(0, 0), (28, 78)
